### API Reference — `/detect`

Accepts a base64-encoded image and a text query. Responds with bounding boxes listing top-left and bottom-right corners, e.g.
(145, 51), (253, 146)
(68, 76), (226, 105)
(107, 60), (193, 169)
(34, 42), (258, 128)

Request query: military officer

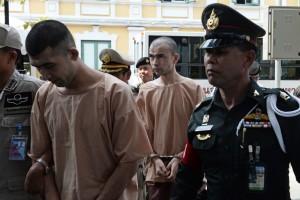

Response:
(136, 57), (154, 89)
(249, 61), (260, 82)
(99, 48), (139, 96)
(171, 3), (300, 200)
(0, 24), (43, 199)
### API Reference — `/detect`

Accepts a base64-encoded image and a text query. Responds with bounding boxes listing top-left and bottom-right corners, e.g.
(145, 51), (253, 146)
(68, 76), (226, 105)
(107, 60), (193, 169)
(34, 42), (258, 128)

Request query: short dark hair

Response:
(25, 20), (75, 56)
(237, 42), (257, 53)
(109, 67), (130, 76)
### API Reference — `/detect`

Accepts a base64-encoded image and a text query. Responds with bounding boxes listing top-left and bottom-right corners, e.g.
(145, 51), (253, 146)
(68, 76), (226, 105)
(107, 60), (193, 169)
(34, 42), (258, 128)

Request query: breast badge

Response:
(243, 108), (271, 128)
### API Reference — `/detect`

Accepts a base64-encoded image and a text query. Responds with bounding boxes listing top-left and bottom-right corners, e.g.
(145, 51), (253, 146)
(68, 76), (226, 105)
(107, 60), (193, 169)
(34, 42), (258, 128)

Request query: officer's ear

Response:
(244, 50), (256, 70)
(8, 50), (18, 65)
(125, 69), (131, 81)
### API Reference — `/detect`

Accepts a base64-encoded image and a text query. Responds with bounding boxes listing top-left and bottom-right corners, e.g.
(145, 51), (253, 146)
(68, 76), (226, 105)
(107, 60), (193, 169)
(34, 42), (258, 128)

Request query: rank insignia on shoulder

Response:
(279, 91), (290, 101)
(202, 114), (210, 124)
(253, 90), (260, 97)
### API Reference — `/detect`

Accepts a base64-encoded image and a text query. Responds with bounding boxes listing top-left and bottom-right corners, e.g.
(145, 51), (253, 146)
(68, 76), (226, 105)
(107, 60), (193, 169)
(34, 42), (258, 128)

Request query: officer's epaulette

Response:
(261, 87), (282, 96)
(194, 96), (213, 112)
(262, 87), (299, 110)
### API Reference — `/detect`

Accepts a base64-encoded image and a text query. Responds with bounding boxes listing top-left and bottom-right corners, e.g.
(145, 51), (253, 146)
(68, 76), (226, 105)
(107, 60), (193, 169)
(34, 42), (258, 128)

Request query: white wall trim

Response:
(130, 5), (142, 18)
(46, 1), (59, 16)
(162, 7), (188, 18)
(81, 4), (110, 15)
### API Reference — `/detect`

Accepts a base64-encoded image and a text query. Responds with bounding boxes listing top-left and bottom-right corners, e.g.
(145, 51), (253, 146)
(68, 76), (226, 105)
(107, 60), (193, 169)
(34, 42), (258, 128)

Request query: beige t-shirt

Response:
(136, 76), (205, 183)
(30, 73), (152, 200)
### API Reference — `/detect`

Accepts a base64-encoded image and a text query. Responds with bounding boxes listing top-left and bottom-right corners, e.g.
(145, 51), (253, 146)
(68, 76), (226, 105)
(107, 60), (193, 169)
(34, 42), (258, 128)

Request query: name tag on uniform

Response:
(248, 162), (267, 193)
(195, 125), (213, 141)
(195, 125), (213, 132)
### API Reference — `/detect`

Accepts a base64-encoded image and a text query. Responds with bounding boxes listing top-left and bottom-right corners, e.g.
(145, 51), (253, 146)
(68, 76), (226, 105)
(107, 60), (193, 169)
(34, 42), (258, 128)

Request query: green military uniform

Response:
(176, 80), (299, 200)
(171, 3), (300, 200)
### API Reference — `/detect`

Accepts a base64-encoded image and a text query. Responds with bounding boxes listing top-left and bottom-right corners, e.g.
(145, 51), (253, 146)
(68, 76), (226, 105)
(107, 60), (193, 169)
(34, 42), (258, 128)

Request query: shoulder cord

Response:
(266, 93), (300, 153)
(236, 93), (300, 153)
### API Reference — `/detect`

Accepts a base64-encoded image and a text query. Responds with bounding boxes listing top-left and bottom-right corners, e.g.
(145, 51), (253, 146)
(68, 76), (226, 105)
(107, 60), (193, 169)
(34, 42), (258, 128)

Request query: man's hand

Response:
(165, 158), (181, 181)
(152, 157), (169, 177)
(25, 162), (45, 194)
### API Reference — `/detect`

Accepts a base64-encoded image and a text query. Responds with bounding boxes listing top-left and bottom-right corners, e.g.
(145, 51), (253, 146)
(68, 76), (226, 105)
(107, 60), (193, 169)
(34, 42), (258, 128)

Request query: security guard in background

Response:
(249, 61), (260, 82)
(99, 48), (139, 96)
(0, 24), (43, 199)
(171, 3), (300, 200)
(136, 57), (154, 90)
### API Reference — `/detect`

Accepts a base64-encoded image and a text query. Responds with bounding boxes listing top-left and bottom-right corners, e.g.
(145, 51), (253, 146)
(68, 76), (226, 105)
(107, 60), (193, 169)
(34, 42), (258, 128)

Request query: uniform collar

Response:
(3, 69), (21, 92)
(211, 79), (265, 109)
(246, 79), (265, 105)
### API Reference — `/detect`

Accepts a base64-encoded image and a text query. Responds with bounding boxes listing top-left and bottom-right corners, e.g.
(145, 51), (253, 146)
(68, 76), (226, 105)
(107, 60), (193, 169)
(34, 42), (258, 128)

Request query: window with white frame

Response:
(232, 0), (260, 6)
(81, 40), (111, 70)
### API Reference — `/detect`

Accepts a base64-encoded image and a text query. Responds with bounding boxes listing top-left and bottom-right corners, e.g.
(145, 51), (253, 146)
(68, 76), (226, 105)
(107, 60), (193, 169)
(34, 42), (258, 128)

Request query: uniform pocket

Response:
(1, 114), (30, 128)
(1, 114), (31, 149)
(7, 174), (25, 191)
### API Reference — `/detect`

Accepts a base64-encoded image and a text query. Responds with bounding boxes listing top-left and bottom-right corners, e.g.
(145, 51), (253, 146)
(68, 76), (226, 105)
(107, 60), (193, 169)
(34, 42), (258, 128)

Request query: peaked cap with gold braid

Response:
(99, 48), (135, 73)
(200, 3), (266, 49)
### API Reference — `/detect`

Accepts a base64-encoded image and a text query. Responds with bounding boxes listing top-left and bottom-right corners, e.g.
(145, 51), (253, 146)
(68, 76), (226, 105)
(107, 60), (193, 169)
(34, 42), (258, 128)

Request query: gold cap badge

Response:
(207, 9), (219, 30)
(146, 58), (150, 63)
(102, 54), (111, 64)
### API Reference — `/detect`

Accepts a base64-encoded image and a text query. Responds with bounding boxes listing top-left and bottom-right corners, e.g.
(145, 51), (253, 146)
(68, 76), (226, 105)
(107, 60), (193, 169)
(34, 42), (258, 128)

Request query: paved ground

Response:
(290, 165), (300, 200)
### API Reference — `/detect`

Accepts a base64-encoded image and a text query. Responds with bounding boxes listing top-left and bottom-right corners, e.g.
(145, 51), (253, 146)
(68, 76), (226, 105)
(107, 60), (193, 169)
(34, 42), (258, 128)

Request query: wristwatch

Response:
(35, 158), (50, 175)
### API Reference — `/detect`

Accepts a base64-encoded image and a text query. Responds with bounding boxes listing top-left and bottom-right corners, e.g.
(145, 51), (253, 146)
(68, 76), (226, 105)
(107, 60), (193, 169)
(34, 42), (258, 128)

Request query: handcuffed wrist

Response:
(150, 154), (159, 160)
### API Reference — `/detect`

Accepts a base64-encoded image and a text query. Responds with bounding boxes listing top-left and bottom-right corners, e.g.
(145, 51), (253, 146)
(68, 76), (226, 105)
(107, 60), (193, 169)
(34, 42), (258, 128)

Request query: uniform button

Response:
(225, 145), (230, 150)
